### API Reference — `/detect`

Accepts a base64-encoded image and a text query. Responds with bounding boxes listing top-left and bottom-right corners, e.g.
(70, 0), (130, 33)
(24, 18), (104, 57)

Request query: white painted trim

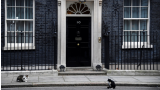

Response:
(33, 0), (35, 47)
(4, 0), (35, 49)
(5, 0), (7, 47)
(2, 46), (35, 50)
(60, 0), (66, 67)
(66, 15), (91, 17)
(122, 42), (153, 49)
(57, 0), (61, 69)
(65, 0), (102, 1)
(6, 19), (33, 21)
(57, 0), (102, 70)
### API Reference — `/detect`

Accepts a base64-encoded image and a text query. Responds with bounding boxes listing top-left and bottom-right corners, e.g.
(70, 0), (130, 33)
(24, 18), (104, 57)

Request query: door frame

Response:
(57, 0), (102, 71)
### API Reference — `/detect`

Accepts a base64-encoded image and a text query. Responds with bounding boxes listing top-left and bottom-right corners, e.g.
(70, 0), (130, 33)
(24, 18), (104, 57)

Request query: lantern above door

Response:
(79, 0), (86, 3)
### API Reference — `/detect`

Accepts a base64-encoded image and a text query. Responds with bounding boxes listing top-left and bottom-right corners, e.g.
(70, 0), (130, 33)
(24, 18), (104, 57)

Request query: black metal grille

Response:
(104, 31), (160, 70)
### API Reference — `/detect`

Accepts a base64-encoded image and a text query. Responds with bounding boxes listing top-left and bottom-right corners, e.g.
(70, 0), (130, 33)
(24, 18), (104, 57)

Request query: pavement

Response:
(1, 72), (160, 88)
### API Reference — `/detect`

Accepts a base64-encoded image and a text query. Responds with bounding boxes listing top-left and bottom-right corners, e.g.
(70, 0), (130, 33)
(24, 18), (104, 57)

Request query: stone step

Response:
(66, 67), (93, 71)
(58, 71), (107, 76)
(58, 67), (106, 75)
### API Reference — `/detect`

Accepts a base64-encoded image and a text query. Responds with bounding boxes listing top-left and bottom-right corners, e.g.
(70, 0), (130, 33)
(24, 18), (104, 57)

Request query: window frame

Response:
(4, 0), (35, 50)
(122, 0), (152, 49)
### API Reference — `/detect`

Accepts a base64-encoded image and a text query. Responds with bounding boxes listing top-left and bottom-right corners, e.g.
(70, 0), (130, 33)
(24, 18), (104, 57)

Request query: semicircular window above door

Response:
(67, 2), (91, 14)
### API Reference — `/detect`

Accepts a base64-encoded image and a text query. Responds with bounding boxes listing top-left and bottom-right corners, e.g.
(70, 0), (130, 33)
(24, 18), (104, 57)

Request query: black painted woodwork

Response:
(66, 17), (91, 67)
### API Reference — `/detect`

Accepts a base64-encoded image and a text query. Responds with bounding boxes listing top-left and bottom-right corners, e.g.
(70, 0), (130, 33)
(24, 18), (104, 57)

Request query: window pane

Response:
(16, 32), (24, 43)
(7, 32), (15, 43)
(140, 31), (147, 42)
(25, 21), (33, 31)
(7, 21), (15, 31)
(132, 0), (140, 6)
(124, 20), (130, 30)
(25, 32), (33, 43)
(132, 7), (139, 18)
(16, 21), (24, 31)
(141, 7), (148, 18)
(25, 8), (33, 19)
(16, 7), (24, 19)
(124, 31), (130, 42)
(25, 0), (33, 7)
(124, 0), (131, 6)
(141, 0), (148, 6)
(7, 7), (15, 19)
(131, 31), (139, 42)
(132, 20), (139, 30)
(16, 0), (24, 6)
(140, 20), (147, 30)
(124, 7), (131, 18)
(124, 31), (139, 42)
(7, 0), (15, 6)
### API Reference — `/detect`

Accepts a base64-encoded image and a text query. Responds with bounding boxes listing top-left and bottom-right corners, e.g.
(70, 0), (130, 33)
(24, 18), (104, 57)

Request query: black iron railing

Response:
(104, 31), (160, 70)
(1, 34), (57, 71)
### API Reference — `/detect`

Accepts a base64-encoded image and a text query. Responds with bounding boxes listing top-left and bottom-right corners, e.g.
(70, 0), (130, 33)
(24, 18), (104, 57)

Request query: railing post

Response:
(104, 31), (110, 69)
(53, 9), (57, 70)
(21, 31), (23, 70)
(54, 27), (57, 70)
(143, 29), (145, 70)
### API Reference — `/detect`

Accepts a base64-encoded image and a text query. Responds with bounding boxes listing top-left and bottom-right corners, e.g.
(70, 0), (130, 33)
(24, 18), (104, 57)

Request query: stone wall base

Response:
(1, 70), (58, 76)
(104, 70), (160, 76)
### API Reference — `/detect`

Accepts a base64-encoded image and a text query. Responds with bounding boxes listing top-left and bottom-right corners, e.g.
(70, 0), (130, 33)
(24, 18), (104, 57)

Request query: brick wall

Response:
(1, 0), (159, 70)
(102, 0), (160, 70)
(1, 0), (57, 70)
(150, 0), (160, 59)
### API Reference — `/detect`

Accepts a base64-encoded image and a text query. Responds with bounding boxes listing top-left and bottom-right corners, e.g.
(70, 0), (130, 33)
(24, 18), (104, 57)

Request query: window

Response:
(123, 0), (151, 48)
(4, 0), (35, 50)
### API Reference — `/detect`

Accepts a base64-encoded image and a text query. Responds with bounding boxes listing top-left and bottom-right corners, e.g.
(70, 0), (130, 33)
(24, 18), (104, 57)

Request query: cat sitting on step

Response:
(17, 75), (29, 82)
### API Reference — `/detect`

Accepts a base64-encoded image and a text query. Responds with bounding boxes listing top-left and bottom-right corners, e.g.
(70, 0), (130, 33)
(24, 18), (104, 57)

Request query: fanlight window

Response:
(67, 2), (91, 14)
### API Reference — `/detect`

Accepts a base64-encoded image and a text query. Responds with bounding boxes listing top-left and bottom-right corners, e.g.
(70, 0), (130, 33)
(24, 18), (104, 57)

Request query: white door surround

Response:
(57, 0), (102, 70)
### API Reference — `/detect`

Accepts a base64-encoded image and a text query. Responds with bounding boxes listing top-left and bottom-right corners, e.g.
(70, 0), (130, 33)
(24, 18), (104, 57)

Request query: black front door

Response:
(66, 17), (91, 67)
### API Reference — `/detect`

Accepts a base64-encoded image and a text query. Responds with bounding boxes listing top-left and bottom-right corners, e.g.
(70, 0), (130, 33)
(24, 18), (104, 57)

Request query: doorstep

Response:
(58, 67), (107, 75)
(58, 70), (107, 75)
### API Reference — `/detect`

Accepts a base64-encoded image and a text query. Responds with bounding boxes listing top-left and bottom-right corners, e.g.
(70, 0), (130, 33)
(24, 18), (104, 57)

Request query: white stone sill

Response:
(2, 46), (35, 50)
(122, 44), (153, 49)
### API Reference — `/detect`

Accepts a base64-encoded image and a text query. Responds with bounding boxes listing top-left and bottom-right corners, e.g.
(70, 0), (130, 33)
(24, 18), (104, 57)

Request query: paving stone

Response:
(133, 76), (160, 83)
(86, 76), (109, 81)
(1, 77), (13, 84)
(63, 76), (90, 82)
(108, 76), (139, 82)
(39, 76), (64, 82)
